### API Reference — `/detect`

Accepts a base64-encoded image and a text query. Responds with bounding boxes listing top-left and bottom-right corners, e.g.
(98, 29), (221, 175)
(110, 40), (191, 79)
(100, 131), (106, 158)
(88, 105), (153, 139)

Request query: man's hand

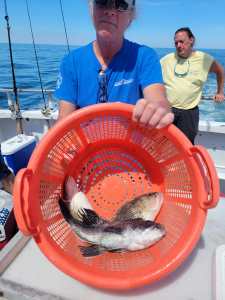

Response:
(132, 97), (174, 129)
(214, 93), (225, 103)
(210, 61), (224, 103)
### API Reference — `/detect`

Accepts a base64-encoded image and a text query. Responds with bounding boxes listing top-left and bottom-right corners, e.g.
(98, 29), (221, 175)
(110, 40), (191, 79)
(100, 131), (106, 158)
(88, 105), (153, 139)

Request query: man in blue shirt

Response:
(55, 0), (174, 129)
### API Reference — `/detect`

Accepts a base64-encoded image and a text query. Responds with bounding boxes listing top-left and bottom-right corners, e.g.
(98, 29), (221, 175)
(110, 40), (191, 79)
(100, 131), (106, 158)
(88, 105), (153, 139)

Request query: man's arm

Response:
(209, 60), (225, 102)
(132, 83), (174, 129)
(57, 100), (77, 122)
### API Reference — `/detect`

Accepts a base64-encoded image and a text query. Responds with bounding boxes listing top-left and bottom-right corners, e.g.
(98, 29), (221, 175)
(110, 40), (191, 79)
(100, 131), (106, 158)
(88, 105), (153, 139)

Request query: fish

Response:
(59, 202), (166, 257)
(113, 192), (164, 222)
(63, 176), (164, 223)
(63, 176), (94, 221)
(60, 176), (165, 256)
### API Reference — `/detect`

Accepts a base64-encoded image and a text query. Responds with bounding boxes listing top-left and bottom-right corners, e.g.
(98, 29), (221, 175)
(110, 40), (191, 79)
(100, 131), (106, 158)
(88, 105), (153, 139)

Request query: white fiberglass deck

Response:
(0, 197), (225, 300)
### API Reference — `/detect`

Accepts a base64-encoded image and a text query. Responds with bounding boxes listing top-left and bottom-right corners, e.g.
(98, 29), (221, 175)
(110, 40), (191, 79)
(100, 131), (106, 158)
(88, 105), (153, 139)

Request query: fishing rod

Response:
(3, 0), (23, 134)
(25, 0), (51, 129)
(59, 0), (70, 53)
(25, 0), (48, 111)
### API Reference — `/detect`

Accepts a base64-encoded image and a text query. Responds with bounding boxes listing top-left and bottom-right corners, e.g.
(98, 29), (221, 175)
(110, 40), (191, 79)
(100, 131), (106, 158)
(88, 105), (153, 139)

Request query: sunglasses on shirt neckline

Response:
(97, 69), (108, 103)
(93, 0), (135, 12)
(174, 59), (190, 78)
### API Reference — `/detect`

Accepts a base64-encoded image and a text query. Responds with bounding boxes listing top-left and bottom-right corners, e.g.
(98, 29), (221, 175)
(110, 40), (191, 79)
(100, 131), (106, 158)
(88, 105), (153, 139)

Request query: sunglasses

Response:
(97, 70), (108, 103)
(93, 0), (135, 12)
(174, 60), (190, 78)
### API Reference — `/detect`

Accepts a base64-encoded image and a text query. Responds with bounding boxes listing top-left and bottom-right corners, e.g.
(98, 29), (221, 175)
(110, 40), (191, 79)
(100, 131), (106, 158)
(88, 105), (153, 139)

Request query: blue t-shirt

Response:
(54, 39), (163, 107)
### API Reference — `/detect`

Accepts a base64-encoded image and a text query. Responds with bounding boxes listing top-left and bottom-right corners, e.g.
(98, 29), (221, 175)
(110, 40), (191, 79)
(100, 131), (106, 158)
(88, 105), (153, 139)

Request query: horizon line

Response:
(0, 41), (225, 51)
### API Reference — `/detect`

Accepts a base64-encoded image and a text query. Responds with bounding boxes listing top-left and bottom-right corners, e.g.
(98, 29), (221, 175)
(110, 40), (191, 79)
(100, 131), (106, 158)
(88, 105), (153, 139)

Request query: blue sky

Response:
(0, 0), (225, 49)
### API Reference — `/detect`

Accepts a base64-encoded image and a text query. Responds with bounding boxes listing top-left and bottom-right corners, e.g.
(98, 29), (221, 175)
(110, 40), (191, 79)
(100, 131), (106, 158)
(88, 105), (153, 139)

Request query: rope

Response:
(59, 0), (70, 53)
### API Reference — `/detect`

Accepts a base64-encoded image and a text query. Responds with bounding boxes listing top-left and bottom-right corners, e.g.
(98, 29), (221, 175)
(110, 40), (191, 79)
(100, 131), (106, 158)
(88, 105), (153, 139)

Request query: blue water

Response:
(0, 43), (225, 121)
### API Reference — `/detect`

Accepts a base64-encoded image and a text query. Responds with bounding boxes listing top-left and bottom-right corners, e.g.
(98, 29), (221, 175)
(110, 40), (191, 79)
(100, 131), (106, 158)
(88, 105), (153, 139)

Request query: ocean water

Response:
(0, 43), (225, 121)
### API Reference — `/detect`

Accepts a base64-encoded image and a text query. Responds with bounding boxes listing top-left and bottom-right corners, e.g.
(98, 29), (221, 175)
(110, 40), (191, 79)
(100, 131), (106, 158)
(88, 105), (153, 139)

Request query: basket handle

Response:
(13, 168), (35, 236)
(190, 145), (220, 209)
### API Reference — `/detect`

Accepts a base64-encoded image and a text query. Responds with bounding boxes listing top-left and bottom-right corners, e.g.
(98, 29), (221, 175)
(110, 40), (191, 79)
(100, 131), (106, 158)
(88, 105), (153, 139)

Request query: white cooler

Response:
(1, 134), (36, 175)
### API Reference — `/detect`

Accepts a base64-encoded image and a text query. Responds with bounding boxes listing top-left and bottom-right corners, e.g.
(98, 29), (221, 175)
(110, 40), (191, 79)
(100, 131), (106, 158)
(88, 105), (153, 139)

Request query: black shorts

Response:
(172, 106), (199, 144)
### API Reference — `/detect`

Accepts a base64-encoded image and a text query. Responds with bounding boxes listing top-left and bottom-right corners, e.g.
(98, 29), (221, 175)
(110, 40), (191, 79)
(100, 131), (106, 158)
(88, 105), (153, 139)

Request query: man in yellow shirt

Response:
(160, 27), (224, 144)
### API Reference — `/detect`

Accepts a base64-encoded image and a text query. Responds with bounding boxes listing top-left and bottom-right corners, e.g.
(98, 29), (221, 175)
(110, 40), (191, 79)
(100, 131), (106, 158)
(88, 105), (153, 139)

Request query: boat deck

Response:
(0, 197), (225, 300)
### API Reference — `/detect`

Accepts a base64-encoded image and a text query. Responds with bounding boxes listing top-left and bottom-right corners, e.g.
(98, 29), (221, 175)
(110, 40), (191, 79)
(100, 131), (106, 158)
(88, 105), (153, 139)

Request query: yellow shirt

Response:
(160, 51), (214, 109)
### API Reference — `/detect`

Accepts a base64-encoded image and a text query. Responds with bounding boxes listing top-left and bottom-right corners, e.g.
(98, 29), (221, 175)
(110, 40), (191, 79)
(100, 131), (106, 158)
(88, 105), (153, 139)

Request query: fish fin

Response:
(79, 244), (105, 257)
(78, 208), (106, 227)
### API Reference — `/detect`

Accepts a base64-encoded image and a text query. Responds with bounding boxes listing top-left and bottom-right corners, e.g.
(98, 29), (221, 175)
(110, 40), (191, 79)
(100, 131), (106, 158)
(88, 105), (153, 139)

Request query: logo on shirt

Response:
(56, 73), (62, 89)
(114, 78), (134, 87)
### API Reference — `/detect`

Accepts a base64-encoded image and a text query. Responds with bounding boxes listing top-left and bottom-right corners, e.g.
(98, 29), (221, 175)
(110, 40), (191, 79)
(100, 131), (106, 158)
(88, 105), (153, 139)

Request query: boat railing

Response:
(0, 87), (56, 119)
(0, 87), (216, 119)
(201, 95), (215, 100)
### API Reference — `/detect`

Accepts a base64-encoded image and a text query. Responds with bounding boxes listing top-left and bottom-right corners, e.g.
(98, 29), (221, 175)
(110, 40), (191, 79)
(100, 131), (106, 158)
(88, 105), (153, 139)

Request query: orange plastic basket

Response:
(13, 103), (219, 290)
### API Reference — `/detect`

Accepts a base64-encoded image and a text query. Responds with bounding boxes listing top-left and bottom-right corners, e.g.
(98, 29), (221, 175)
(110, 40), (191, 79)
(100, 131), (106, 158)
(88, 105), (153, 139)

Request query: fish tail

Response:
(79, 244), (105, 257)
